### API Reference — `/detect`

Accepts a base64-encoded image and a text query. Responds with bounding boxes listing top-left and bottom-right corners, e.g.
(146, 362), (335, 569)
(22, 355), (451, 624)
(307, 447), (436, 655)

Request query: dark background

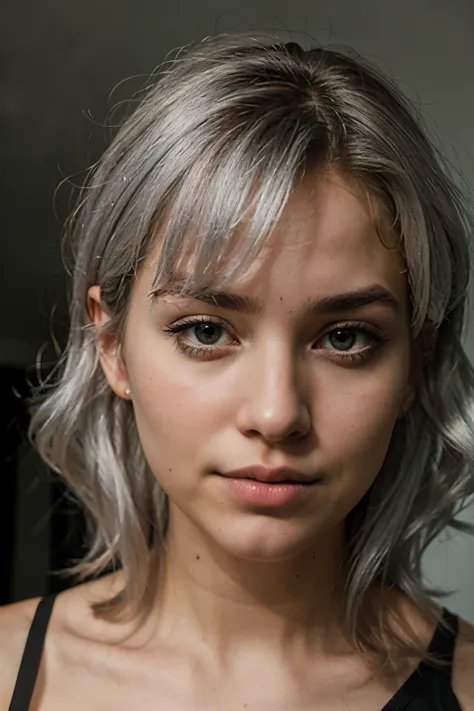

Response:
(1, 1), (474, 614)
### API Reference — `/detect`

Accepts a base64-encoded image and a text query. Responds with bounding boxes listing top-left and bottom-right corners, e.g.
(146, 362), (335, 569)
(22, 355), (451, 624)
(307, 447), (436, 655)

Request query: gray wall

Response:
(4, 0), (474, 618)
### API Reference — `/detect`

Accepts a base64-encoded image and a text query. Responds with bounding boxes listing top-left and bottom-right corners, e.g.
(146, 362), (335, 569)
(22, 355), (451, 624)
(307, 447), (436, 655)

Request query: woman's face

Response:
(91, 171), (419, 562)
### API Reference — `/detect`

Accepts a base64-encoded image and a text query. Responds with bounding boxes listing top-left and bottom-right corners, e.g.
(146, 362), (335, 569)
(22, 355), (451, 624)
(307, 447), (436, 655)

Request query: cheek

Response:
(298, 374), (404, 529)
(123, 341), (228, 482)
(322, 372), (404, 492)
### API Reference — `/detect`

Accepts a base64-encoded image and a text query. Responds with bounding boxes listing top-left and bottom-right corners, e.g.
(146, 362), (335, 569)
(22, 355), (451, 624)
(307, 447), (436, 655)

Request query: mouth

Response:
(218, 466), (320, 485)
(218, 473), (320, 507)
(237, 477), (316, 485)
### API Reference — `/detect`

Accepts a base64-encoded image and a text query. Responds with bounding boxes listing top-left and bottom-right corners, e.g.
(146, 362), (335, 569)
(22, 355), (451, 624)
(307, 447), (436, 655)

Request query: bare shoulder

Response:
(0, 595), (43, 708)
(381, 587), (474, 708)
(0, 573), (123, 709)
(453, 616), (474, 710)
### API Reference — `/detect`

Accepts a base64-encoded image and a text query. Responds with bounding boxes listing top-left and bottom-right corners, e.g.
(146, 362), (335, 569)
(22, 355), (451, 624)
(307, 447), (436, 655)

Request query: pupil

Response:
(332, 329), (354, 350)
(196, 324), (220, 344)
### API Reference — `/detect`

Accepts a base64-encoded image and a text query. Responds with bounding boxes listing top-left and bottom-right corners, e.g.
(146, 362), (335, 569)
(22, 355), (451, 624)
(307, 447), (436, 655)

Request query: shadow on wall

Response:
(1, 363), (86, 605)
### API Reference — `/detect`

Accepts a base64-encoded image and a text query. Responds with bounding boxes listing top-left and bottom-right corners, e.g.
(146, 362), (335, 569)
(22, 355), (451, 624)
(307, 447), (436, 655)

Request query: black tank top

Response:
(7, 594), (464, 710)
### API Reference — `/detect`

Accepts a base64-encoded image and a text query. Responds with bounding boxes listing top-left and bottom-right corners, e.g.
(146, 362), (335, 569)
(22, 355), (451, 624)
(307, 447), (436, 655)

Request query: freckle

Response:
(196, 554), (200, 560)
(169, 468), (172, 472)
(280, 296), (283, 302)
(296, 574), (300, 578)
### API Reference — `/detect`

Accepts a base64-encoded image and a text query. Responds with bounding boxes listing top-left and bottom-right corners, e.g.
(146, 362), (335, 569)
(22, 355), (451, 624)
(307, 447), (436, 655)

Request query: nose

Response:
(236, 343), (311, 443)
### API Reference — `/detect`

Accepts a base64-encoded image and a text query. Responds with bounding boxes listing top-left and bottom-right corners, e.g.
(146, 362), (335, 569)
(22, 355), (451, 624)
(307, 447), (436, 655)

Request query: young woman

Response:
(2, 34), (474, 711)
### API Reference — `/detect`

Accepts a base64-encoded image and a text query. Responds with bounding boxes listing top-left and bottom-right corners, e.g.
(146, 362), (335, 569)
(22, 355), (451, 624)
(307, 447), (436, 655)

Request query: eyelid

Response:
(168, 314), (232, 331)
(331, 321), (384, 338)
(167, 314), (383, 332)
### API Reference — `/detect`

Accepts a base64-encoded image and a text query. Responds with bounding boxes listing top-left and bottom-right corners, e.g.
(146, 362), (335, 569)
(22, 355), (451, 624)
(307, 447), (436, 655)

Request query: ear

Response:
(87, 285), (131, 400)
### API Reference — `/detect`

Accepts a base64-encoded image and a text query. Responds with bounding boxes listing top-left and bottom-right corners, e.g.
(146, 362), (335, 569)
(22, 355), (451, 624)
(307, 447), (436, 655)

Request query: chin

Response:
(209, 515), (323, 562)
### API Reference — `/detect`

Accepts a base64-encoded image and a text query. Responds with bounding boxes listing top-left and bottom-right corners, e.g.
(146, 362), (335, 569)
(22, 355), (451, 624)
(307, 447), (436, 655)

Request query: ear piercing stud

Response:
(124, 388), (131, 397)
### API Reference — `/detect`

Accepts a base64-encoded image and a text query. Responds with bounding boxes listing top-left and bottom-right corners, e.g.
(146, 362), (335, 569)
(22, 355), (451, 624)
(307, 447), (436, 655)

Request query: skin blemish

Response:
(196, 554), (200, 560)
(280, 296), (283, 302)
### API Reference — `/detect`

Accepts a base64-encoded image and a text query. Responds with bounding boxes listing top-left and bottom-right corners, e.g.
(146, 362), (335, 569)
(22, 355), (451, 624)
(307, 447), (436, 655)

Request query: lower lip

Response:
(220, 476), (318, 507)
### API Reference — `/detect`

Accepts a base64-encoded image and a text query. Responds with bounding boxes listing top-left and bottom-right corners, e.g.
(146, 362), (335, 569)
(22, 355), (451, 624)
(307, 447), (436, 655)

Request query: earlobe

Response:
(87, 285), (131, 400)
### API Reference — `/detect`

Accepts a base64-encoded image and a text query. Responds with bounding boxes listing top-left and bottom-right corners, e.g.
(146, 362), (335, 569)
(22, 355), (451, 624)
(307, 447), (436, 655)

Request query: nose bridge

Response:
(237, 337), (311, 441)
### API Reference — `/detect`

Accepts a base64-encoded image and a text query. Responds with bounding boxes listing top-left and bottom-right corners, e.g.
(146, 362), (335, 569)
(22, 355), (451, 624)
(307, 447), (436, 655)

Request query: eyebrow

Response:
(151, 282), (402, 316)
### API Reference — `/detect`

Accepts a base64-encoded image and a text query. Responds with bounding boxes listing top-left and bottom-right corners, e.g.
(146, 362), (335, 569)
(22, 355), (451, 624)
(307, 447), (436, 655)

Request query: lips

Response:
(220, 466), (318, 485)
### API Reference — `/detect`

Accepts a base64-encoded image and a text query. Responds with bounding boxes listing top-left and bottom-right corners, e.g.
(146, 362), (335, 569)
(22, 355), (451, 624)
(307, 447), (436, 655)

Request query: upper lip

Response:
(220, 466), (318, 484)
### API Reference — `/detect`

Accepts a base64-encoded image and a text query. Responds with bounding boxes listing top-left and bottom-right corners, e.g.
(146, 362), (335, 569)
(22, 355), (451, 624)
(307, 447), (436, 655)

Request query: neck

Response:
(153, 509), (354, 664)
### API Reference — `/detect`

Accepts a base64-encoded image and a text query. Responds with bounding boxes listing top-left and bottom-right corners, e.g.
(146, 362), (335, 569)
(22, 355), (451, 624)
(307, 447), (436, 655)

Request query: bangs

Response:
(148, 117), (331, 298)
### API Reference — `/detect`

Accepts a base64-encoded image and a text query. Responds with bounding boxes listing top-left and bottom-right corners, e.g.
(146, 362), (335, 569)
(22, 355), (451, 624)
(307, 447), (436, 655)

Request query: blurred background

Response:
(1, 0), (474, 620)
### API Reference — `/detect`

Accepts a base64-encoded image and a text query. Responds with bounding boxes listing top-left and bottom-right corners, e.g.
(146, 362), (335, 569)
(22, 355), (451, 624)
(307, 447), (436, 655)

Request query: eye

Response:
(162, 317), (388, 364)
(184, 321), (228, 346)
(320, 327), (370, 352)
(315, 324), (387, 363)
(162, 316), (235, 357)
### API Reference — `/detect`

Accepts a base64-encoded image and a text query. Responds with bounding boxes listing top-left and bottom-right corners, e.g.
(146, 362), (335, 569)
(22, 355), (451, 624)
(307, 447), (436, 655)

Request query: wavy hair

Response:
(29, 33), (474, 672)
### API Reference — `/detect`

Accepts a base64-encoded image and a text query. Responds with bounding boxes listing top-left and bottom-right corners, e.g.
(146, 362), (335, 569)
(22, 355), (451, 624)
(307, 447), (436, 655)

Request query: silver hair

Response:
(29, 33), (474, 670)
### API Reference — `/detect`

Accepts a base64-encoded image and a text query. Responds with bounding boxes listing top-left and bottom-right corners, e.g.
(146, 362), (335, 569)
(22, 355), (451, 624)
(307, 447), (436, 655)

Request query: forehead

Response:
(264, 172), (402, 263)
(143, 170), (407, 304)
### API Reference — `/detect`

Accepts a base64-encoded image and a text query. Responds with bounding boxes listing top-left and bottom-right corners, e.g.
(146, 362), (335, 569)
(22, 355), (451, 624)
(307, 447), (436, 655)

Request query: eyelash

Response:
(162, 316), (388, 364)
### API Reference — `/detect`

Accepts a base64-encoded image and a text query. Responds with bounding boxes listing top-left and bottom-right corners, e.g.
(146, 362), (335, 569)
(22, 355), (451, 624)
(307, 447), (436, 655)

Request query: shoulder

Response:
(0, 595), (43, 708)
(381, 587), (474, 707)
(0, 574), (123, 708)
(453, 616), (474, 710)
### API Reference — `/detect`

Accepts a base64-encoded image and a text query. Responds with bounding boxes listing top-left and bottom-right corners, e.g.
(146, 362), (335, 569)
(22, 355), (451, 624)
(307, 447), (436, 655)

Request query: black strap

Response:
(424, 607), (458, 669)
(382, 607), (461, 711)
(8, 594), (57, 711)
